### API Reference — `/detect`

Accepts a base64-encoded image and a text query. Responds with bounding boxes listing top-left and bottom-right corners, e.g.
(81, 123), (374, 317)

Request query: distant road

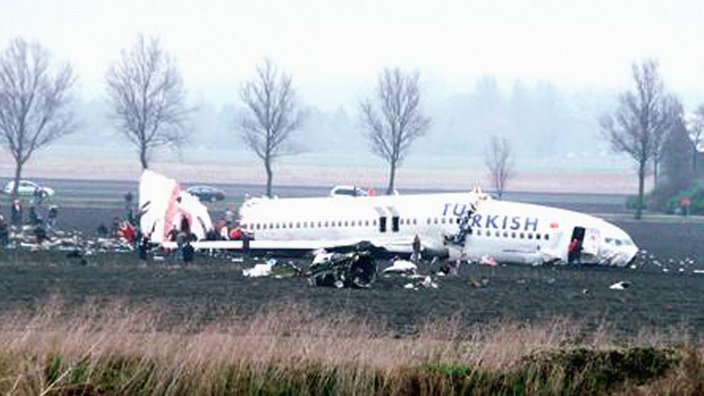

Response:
(2, 177), (630, 213)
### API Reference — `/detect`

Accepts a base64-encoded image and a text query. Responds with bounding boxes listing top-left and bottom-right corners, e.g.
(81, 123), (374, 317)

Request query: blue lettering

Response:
(453, 203), (466, 217)
(501, 216), (508, 229)
(524, 217), (539, 232)
(510, 216), (521, 230)
(485, 215), (499, 229)
(442, 203), (451, 216)
(471, 214), (482, 228)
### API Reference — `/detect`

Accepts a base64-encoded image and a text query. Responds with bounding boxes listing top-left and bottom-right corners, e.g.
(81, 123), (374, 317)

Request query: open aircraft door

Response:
(569, 226), (599, 263)
(582, 227), (600, 260)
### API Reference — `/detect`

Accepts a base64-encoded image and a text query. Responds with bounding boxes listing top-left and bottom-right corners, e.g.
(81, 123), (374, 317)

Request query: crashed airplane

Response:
(141, 170), (639, 266)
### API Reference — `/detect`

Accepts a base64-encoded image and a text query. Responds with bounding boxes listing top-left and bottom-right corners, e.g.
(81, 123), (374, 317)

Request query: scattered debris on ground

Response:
(609, 281), (631, 290)
(306, 251), (376, 288)
(381, 259), (417, 275)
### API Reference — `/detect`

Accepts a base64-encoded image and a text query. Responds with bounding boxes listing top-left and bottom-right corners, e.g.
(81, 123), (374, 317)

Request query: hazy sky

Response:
(2, 0), (703, 109)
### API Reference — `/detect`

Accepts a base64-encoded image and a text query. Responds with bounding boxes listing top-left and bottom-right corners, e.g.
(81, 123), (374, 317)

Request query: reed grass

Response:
(0, 297), (698, 395)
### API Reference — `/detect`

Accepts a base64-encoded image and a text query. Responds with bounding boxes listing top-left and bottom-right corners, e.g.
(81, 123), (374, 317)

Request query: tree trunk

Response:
(140, 146), (149, 170)
(693, 146), (699, 174)
(12, 161), (23, 198)
(265, 158), (273, 198)
(653, 160), (659, 189)
(636, 160), (646, 219)
(387, 161), (396, 195)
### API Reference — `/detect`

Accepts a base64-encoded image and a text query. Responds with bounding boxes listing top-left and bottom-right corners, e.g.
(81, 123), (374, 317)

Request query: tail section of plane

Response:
(138, 170), (213, 243)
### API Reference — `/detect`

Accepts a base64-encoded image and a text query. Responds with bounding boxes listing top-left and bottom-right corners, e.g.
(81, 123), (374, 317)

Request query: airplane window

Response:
(289, 222), (294, 228)
(615, 239), (623, 246)
(433, 218), (438, 224)
(392, 216), (399, 232)
(503, 231), (508, 237)
(372, 220), (377, 226)
(528, 233), (533, 239)
(323, 221), (328, 227)
(519, 233), (524, 239)
(296, 222), (301, 228)
(511, 232), (516, 238)
(344, 221), (348, 227)
(426, 218), (431, 225)
(536, 234), (541, 240)
(365, 220), (369, 226)
(605, 237), (613, 244)
(495, 231), (500, 237)
(337, 221), (342, 227)
(477, 230), (482, 236)
(413, 219), (417, 225)
(544, 234), (549, 240)
(441, 218), (446, 224)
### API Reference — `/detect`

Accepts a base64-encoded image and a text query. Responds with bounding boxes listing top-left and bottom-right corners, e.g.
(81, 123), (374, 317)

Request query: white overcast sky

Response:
(1, 0), (703, 109)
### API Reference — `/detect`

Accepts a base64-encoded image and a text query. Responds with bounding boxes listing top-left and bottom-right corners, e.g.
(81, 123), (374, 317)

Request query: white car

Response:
(329, 185), (399, 197)
(2, 180), (55, 198)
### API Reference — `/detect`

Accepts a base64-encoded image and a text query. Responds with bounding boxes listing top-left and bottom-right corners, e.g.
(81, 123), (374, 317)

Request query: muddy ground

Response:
(1, 218), (703, 341)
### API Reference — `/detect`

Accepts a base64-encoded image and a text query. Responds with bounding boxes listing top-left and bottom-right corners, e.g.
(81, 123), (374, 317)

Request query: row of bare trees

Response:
(0, 36), (429, 198)
(0, 35), (512, 199)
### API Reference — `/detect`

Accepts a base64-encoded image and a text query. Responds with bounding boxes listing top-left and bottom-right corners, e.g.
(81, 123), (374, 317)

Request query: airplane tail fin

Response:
(138, 170), (213, 243)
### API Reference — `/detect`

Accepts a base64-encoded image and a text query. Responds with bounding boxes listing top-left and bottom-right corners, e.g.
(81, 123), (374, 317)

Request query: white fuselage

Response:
(236, 192), (638, 266)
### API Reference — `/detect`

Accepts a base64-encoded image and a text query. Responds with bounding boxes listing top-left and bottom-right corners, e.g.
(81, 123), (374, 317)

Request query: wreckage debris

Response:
(306, 251), (376, 288)
(609, 281), (631, 290)
(242, 259), (301, 279)
(3, 225), (136, 254)
(381, 259), (417, 275)
(403, 275), (439, 291)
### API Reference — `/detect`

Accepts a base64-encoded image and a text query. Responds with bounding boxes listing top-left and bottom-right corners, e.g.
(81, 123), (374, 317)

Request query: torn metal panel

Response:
(306, 251), (377, 288)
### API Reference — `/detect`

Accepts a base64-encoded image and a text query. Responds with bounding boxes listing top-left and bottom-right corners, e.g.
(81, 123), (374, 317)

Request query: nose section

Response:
(621, 243), (639, 267)
(600, 222), (638, 267)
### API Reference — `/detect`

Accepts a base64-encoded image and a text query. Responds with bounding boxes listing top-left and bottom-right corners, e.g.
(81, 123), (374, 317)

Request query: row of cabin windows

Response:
(474, 229), (550, 241)
(242, 216), (465, 232)
(241, 216), (536, 235)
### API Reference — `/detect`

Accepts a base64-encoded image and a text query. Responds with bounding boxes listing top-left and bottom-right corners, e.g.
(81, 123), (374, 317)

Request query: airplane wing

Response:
(161, 235), (416, 257)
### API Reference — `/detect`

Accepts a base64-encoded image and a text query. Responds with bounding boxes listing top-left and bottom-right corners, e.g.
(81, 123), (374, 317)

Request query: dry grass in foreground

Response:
(0, 298), (701, 395)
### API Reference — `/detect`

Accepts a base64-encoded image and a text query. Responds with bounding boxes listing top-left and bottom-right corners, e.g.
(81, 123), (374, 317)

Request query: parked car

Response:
(2, 180), (55, 198)
(186, 185), (226, 202)
(329, 185), (398, 197)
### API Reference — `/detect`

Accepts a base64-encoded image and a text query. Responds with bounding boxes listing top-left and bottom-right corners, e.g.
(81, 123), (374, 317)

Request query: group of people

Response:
(0, 199), (59, 248)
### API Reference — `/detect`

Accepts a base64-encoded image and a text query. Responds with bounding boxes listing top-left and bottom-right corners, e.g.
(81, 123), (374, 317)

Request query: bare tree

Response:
(599, 59), (673, 219)
(651, 96), (681, 188)
(0, 38), (76, 197)
(359, 68), (430, 195)
(485, 136), (514, 198)
(688, 105), (704, 172)
(105, 35), (191, 170)
(239, 58), (304, 197)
